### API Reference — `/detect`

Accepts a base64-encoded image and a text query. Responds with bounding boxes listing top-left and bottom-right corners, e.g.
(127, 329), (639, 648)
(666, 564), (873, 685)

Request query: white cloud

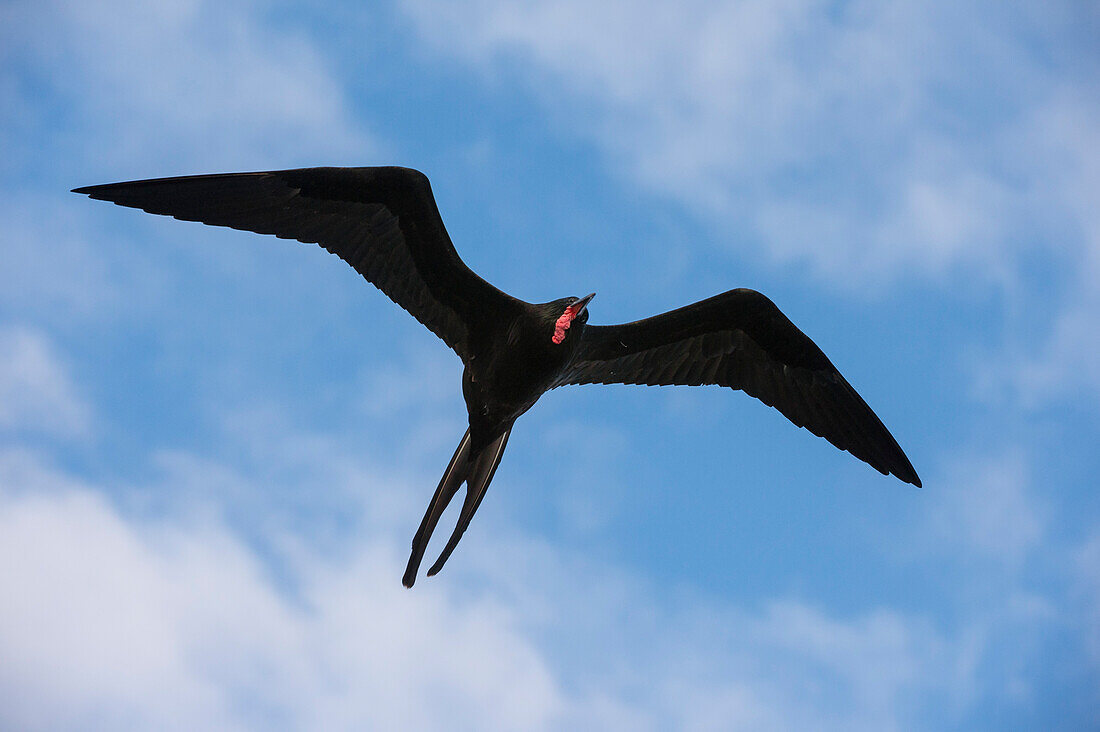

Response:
(1004, 97), (1100, 405)
(0, 452), (565, 731)
(0, 444), (982, 731)
(2, 0), (375, 174)
(0, 326), (90, 437)
(923, 452), (1045, 564)
(401, 0), (1058, 287)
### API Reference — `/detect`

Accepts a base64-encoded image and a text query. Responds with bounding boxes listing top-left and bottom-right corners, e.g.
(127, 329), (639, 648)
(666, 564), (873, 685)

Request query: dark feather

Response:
(427, 427), (511, 577)
(561, 289), (921, 486)
(403, 428), (473, 588)
(74, 167), (521, 359)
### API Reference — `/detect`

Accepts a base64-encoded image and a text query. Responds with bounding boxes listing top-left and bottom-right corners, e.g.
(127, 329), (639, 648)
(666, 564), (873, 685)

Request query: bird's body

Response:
(465, 298), (590, 437)
(74, 166), (920, 587)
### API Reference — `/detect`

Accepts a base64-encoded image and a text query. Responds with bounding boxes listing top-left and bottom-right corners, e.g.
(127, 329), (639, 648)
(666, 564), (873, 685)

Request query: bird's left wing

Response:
(74, 167), (520, 360)
(559, 288), (920, 486)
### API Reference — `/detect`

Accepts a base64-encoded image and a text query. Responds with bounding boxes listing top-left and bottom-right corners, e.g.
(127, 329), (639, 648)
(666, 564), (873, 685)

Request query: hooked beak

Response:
(573, 292), (596, 315)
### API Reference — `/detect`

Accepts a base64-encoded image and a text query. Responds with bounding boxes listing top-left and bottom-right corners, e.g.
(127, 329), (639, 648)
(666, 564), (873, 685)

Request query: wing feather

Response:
(74, 167), (520, 359)
(562, 288), (920, 486)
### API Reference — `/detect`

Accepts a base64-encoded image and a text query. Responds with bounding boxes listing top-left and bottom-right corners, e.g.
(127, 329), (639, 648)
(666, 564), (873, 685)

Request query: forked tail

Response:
(402, 427), (512, 587)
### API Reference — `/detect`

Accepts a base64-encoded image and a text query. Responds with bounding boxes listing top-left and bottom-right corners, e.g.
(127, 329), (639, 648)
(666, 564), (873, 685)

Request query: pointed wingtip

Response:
(73, 183), (123, 198)
(897, 458), (921, 488)
(894, 465), (921, 488)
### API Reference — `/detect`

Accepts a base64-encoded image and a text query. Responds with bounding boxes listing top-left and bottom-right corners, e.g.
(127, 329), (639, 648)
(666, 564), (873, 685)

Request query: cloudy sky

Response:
(2, 1), (1098, 729)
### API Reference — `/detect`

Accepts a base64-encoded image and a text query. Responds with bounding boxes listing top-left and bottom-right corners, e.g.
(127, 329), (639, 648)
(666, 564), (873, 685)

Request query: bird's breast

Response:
(463, 331), (574, 424)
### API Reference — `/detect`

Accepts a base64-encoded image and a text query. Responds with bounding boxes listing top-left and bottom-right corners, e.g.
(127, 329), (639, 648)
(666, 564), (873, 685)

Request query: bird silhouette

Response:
(74, 166), (920, 587)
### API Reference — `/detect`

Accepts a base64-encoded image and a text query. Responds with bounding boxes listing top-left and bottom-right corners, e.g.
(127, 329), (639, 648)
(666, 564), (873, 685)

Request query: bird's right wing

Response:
(74, 167), (521, 360)
(560, 289), (920, 486)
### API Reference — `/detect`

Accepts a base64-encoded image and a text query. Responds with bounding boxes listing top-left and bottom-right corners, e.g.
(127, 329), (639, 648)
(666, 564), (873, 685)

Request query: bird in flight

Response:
(74, 166), (920, 587)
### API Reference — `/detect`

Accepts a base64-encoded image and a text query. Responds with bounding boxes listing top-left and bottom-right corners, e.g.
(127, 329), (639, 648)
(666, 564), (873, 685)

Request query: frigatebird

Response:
(74, 166), (920, 587)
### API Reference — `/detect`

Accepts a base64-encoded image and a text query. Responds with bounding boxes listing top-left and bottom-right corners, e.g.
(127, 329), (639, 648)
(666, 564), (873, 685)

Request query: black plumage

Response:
(74, 166), (920, 587)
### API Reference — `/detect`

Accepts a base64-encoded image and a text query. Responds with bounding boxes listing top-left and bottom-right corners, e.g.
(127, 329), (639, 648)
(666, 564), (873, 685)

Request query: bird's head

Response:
(549, 293), (595, 345)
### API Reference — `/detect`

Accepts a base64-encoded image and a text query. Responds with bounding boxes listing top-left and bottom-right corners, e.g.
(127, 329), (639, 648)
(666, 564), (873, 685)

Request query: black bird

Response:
(73, 166), (920, 587)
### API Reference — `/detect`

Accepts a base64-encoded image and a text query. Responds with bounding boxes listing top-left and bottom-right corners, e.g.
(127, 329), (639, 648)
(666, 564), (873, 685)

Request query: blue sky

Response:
(1, 0), (1098, 729)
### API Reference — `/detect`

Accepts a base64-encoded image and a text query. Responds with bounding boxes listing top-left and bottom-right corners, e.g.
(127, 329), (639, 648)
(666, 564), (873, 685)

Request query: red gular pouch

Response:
(552, 304), (581, 344)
